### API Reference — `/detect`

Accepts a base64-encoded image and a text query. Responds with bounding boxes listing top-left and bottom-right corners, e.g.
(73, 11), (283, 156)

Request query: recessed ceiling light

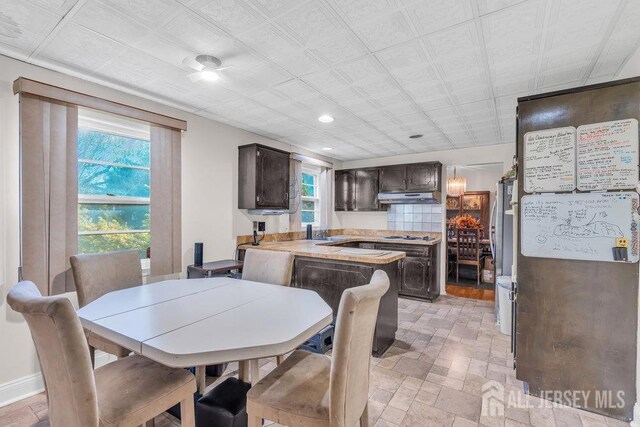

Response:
(322, 147), (333, 151)
(200, 69), (220, 81)
(409, 134), (423, 139)
(318, 115), (334, 123)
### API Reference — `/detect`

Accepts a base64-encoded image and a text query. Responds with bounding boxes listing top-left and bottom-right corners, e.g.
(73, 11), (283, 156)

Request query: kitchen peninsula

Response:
(238, 230), (441, 356)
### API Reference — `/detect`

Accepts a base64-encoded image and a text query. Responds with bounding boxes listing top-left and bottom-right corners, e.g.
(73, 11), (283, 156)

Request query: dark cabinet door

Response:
(355, 169), (379, 211)
(335, 170), (356, 211)
(256, 146), (290, 209)
(379, 165), (407, 192)
(407, 163), (440, 192)
(400, 256), (430, 298)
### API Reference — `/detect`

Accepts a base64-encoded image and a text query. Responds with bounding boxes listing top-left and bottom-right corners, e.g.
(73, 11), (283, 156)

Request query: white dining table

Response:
(77, 277), (333, 393)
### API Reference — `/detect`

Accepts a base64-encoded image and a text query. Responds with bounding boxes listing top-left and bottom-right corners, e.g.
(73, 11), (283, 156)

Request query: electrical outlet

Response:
(616, 237), (629, 248)
(258, 221), (266, 232)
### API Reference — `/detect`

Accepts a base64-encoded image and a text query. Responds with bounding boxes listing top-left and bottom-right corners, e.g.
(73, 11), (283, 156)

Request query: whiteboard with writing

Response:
(577, 119), (639, 191)
(521, 192), (639, 263)
(524, 127), (576, 193)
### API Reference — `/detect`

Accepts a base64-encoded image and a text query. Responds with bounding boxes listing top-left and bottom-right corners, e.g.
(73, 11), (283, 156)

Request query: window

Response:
(77, 110), (151, 261)
(301, 169), (321, 227)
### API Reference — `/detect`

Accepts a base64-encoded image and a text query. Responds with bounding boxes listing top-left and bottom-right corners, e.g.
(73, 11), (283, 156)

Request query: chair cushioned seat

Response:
(94, 355), (195, 426)
(247, 350), (331, 422)
(88, 332), (131, 358)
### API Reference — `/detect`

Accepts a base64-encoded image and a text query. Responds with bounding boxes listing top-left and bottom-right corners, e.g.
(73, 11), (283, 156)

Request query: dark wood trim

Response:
(238, 143), (291, 156)
(13, 77), (187, 131)
(517, 76), (640, 103)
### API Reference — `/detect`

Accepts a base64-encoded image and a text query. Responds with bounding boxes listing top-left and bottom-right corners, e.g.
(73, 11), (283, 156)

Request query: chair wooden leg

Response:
(144, 419), (155, 427)
(195, 365), (206, 394)
(239, 360), (249, 382)
(456, 264), (459, 283)
(276, 354), (285, 365)
(248, 415), (263, 427)
(360, 403), (369, 427)
(180, 398), (195, 427)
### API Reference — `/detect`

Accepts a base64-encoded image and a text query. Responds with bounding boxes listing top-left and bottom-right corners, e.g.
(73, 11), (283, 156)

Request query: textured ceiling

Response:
(1, 0), (639, 160)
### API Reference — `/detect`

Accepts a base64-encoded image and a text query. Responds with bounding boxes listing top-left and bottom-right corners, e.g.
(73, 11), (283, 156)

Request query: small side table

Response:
(187, 259), (244, 279)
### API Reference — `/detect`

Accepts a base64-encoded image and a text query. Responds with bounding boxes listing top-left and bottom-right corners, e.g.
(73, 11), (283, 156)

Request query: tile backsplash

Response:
(386, 204), (443, 232)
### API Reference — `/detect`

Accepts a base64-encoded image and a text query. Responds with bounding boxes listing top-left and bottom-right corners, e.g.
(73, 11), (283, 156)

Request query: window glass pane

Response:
(79, 233), (150, 259)
(79, 163), (150, 198)
(302, 173), (315, 186)
(79, 204), (149, 232)
(78, 128), (150, 167)
(301, 211), (315, 224)
(301, 184), (315, 197)
(302, 200), (316, 210)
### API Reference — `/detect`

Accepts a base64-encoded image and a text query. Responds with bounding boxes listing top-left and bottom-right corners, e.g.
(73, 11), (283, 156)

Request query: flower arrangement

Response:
(450, 214), (481, 229)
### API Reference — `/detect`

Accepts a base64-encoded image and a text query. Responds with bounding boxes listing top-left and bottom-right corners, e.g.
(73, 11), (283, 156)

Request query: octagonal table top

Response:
(77, 277), (333, 368)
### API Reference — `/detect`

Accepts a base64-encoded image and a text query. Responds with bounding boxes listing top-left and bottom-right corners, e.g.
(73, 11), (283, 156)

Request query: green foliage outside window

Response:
(77, 127), (151, 259)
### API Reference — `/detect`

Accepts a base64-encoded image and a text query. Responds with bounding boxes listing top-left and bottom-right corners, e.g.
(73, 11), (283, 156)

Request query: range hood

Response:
(378, 192), (441, 204)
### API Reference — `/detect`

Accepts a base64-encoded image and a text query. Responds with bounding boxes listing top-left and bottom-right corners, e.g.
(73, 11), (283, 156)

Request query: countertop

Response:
(239, 235), (441, 264)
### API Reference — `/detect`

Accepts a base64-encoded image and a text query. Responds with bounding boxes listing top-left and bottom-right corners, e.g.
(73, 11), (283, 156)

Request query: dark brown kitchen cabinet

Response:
(335, 170), (356, 211)
(355, 169), (380, 211)
(379, 165), (407, 192)
(238, 144), (290, 210)
(407, 163), (441, 192)
(334, 168), (381, 211)
(380, 162), (442, 192)
(372, 243), (439, 302)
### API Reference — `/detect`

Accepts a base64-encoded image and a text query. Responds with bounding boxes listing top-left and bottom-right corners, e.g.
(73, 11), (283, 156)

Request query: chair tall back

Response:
(456, 228), (481, 262)
(70, 250), (143, 307)
(330, 270), (390, 427)
(7, 281), (99, 426)
(242, 249), (294, 286)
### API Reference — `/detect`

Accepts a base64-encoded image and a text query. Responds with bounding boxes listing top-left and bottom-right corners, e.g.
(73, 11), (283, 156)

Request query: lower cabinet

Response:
(292, 256), (399, 357)
(369, 243), (439, 302)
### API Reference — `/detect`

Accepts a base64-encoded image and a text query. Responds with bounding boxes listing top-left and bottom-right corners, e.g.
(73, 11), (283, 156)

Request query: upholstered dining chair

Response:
(70, 250), (143, 366)
(7, 280), (196, 427)
(456, 228), (484, 286)
(242, 249), (295, 366)
(246, 270), (390, 427)
(242, 249), (294, 287)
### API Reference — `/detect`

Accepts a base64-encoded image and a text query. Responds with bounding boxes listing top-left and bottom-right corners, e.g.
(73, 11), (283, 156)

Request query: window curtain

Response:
(150, 125), (182, 276)
(20, 94), (78, 295)
(289, 158), (302, 231)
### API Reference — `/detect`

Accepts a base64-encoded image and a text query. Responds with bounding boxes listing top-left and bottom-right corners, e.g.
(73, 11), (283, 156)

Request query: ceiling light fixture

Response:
(322, 147), (333, 151)
(199, 69), (220, 81)
(447, 167), (467, 197)
(318, 115), (334, 123)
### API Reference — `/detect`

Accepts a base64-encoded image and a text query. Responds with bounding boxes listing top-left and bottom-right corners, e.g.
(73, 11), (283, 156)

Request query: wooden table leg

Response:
(195, 365), (206, 394)
(238, 360), (249, 382)
(249, 359), (260, 385)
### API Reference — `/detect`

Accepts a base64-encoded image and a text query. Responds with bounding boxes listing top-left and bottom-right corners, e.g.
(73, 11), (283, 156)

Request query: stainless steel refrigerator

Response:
(491, 178), (515, 278)
(515, 77), (639, 421)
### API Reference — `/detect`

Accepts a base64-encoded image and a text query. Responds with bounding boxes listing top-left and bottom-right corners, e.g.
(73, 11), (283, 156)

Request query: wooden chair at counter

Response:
(6, 280), (196, 427)
(456, 228), (484, 286)
(242, 249), (295, 365)
(246, 270), (390, 427)
(70, 250), (143, 366)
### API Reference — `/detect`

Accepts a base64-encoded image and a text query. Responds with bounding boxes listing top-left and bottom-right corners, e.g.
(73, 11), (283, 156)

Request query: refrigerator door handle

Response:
(489, 197), (497, 259)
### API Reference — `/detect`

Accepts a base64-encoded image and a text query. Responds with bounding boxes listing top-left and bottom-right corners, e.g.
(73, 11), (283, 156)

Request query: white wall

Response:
(0, 54), (336, 405)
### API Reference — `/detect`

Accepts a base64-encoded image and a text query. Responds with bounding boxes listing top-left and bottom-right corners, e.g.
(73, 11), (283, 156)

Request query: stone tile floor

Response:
(0, 296), (631, 427)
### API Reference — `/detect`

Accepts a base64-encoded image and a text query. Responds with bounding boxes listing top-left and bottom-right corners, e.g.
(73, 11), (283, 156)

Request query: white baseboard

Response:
(0, 351), (114, 408)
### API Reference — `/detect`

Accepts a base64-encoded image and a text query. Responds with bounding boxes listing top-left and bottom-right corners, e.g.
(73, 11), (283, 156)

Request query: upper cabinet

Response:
(355, 169), (380, 211)
(335, 170), (356, 211)
(238, 144), (290, 210)
(379, 165), (407, 192)
(380, 162), (441, 192)
(335, 162), (442, 211)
